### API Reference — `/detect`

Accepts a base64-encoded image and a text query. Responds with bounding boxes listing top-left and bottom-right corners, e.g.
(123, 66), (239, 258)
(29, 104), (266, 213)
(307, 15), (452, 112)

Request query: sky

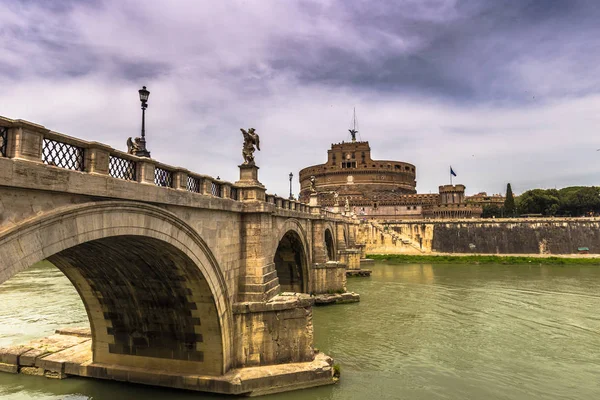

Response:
(1, 0), (600, 197)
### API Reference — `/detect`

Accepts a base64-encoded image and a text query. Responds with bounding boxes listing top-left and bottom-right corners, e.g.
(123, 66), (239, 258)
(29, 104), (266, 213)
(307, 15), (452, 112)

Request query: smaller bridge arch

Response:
(325, 228), (336, 261)
(322, 221), (338, 261)
(272, 219), (310, 293)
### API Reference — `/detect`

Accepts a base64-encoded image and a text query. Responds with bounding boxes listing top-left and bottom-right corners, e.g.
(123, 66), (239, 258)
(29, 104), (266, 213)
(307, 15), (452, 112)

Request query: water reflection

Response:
(377, 264), (435, 284)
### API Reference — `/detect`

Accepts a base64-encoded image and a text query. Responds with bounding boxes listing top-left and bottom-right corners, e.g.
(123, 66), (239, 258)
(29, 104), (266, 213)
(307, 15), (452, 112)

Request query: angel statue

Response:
(127, 136), (150, 157)
(241, 128), (260, 165)
(349, 128), (358, 142)
(309, 175), (316, 193)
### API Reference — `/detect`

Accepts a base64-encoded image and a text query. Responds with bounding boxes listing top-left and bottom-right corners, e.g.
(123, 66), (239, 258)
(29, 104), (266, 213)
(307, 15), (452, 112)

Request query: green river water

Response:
(1, 261), (600, 399)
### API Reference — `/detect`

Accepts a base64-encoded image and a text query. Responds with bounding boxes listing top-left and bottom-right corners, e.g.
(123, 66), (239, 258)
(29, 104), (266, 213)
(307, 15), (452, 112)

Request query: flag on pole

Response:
(450, 166), (457, 177)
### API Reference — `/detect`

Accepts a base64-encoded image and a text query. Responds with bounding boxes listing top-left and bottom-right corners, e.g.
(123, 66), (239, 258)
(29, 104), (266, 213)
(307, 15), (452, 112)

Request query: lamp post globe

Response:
(139, 86), (150, 106)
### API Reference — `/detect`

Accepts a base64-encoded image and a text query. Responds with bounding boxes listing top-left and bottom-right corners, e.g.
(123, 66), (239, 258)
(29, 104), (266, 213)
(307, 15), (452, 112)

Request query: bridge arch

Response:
(343, 225), (349, 246)
(273, 219), (310, 293)
(323, 222), (337, 261)
(0, 201), (232, 376)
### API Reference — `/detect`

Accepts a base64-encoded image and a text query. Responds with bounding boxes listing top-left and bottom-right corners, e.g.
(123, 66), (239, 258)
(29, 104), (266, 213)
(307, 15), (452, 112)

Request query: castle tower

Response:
(438, 184), (466, 205)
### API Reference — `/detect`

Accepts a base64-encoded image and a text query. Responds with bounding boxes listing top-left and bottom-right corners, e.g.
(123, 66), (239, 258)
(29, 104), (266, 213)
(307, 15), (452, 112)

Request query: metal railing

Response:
(0, 127), (7, 157)
(154, 166), (173, 188)
(187, 176), (202, 193)
(211, 181), (222, 197)
(42, 138), (85, 171)
(109, 155), (137, 181)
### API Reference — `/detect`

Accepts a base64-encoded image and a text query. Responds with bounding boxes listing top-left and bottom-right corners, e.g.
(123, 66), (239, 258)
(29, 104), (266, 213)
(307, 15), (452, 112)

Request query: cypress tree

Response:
(504, 183), (516, 216)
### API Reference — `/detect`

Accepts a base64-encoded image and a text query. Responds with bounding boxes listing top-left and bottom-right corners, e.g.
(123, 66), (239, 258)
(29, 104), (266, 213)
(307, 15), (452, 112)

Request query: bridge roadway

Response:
(0, 117), (363, 395)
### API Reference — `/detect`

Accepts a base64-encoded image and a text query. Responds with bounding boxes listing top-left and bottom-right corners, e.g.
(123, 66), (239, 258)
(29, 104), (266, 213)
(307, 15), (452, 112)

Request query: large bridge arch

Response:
(0, 201), (233, 376)
(272, 219), (310, 293)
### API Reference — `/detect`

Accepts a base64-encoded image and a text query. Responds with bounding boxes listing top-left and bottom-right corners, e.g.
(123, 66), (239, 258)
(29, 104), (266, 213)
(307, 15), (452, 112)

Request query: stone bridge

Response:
(0, 117), (363, 395)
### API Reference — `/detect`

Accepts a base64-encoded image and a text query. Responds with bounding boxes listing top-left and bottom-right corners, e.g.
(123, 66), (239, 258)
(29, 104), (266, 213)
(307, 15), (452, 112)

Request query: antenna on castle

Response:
(348, 107), (359, 142)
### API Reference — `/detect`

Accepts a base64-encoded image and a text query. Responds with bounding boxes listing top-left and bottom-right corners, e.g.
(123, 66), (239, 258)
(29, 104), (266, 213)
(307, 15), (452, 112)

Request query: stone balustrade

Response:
(0, 117), (357, 222)
(0, 117), (357, 219)
(265, 193), (314, 214)
(0, 117), (245, 199)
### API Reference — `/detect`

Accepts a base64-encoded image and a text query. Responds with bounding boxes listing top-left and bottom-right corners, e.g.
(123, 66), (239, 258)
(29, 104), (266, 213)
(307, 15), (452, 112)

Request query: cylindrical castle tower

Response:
(298, 140), (417, 203)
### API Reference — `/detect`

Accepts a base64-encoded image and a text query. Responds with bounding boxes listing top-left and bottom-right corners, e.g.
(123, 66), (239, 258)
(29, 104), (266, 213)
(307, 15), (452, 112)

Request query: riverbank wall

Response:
(359, 218), (600, 255)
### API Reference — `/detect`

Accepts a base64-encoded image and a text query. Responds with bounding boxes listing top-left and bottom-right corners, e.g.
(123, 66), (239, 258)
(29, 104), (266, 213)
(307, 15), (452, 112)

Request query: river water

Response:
(1, 261), (600, 399)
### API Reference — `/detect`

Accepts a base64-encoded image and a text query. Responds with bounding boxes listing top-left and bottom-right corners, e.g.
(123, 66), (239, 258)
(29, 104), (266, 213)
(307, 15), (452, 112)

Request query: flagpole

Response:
(450, 166), (452, 186)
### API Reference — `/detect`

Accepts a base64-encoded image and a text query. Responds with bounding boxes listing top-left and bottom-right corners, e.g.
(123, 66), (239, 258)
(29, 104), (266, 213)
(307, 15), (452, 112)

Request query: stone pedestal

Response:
(309, 193), (318, 206)
(339, 249), (361, 270)
(84, 142), (112, 175)
(8, 120), (48, 162)
(310, 261), (347, 294)
(235, 164), (266, 202)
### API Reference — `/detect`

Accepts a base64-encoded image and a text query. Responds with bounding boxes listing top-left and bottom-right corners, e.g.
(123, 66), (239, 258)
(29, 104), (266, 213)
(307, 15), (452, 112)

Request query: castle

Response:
(298, 135), (482, 221)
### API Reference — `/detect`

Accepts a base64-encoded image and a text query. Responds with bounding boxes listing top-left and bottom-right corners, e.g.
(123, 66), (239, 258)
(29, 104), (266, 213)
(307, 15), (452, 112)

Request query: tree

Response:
(504, 183), (516, 216)
(558, 186), (600, 216)
(517, 189), (560, 216)
(482, 204), (503, 218)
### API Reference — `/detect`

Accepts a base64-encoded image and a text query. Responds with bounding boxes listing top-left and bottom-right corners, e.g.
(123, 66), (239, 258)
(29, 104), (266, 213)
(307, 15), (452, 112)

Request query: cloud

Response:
(1, 0), (600, 197)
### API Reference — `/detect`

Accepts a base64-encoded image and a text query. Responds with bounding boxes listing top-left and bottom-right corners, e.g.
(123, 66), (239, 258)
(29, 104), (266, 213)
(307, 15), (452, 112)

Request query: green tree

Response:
(517, 189), (560, 216)
(482, 204), (503, 218)
(558, 186), (600, 216)
(504, 183), (516, 216)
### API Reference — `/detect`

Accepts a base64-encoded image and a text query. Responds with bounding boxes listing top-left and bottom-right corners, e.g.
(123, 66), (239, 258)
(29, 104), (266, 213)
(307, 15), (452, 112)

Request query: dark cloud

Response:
(267, 0), (600, 103)
(2, 0), (600, 196)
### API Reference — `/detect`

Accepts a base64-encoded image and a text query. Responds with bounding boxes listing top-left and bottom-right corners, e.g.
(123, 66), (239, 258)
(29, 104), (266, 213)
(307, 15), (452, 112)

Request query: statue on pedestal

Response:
(241, 128), (260, 165)
(349, 128), (358, 142)
(126, 137), (150, 157)
(309, 176), (317, 193)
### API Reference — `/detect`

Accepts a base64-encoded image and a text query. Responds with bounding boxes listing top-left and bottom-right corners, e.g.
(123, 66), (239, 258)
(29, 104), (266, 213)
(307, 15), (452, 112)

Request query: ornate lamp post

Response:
(289, 172), (294, 200)
(130, 86), (151, 157)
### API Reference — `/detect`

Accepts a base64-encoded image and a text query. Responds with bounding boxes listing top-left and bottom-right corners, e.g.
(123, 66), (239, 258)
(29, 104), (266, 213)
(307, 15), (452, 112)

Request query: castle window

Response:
(395, 165), (400, 170)
(352, 152), (355, 159)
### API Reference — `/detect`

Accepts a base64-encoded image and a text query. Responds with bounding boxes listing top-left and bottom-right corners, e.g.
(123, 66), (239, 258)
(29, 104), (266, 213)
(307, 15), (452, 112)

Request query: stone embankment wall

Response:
(358, 222), (426, 255)
(381, 218), (600, 255)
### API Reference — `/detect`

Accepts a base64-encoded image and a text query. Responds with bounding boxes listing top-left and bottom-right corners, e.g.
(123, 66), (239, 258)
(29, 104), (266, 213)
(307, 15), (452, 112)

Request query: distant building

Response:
(298, 135), (482, 220)
(466, 192), (505, 207)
